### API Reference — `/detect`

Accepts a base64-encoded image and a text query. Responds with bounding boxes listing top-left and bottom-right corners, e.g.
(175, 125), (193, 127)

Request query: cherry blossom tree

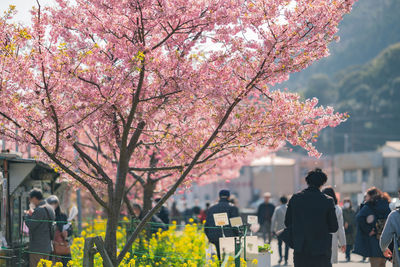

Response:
(0, 0), (356, 264)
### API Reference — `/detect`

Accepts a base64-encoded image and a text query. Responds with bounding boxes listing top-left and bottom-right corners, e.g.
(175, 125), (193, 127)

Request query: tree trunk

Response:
(104, 201), (119, 265)
(142, 180), (156, 238)
(142, 180), (155, 215)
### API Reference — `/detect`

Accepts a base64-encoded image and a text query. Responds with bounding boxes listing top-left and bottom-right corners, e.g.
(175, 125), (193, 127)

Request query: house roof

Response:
(385, 141), (400, 151)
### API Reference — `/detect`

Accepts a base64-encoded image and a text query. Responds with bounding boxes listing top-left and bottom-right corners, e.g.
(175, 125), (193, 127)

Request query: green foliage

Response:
(306, 43), (400, 153)
(288, 0), (400, 87)
(258, 244), (273, 254)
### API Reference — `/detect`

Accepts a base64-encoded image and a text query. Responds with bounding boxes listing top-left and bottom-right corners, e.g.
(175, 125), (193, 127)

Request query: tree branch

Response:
(73, 142), (112, 184)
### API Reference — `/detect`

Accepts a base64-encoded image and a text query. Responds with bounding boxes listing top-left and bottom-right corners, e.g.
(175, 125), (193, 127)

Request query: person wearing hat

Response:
(204, 189), (239, 261)
(257, 192), (275, 243)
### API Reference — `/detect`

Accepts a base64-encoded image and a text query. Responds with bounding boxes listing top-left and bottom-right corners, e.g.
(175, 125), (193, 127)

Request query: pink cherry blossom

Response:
(0, 0), (357, 263)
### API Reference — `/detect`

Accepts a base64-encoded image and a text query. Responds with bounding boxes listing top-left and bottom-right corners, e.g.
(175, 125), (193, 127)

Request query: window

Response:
(383, 166), (388, 177)
(383, 159), (389, 177)
(362, 169), (370, 182)
(343, 170), (357, 184)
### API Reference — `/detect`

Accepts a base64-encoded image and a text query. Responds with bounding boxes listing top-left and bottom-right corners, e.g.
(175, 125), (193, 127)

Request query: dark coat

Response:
(24, 201), (56, 253)
(157, 206), (170, 225)
(257, 202), (275, 225)
(342, 208), (356, 245)
(55, 212), (73, 237)
(285, 186), (338, 256)
(354, 199), (391, 258)
(204, 199), (239, 244)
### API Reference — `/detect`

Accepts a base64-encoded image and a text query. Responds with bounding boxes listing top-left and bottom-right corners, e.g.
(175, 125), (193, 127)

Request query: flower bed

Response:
(37, 218), (251, 266)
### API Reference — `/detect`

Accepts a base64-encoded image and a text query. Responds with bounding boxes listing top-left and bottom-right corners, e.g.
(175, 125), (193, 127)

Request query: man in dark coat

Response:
(284, 168), (338, 267)
(24, 188), (56, 267)
(257, 192), (275, 243)
(204, 189), (239, 261)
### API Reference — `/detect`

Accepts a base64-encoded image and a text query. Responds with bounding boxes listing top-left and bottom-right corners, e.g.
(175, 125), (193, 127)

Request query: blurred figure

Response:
(322, 187), (346, 264)
(46, 196), (72, 266)
(342, 198), (357, 262)
(229, 195), (238, 207)
(170, 201), (182, 224)
(354, 187), (391, 267)
(24, 188), (55, 267)
(382, 192), (391, 204)
(285, 168), (338, 267)
(257, 192), (275, 243)
(192, 206), (201, 223)
(183, 203), (194, 223)
(380, 188), (400, 267)
(199, 202), (210, 223)
(358, 193), (368, 263)
(271, 196), (289, 266)
(132, 204), (167, 233)
(154, 198), (170, 225)
(204, 189), (239, 261)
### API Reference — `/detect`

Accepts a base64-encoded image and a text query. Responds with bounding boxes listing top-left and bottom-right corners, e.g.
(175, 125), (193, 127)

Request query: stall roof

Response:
(0, 154), (59, 194)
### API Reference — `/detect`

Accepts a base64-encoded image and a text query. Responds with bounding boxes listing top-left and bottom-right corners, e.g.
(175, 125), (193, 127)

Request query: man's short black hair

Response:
(305, 168), (327, 188)
(219, 189), (230, 198)
(280, 196), (288, 204)
(29, 188), (43, 200)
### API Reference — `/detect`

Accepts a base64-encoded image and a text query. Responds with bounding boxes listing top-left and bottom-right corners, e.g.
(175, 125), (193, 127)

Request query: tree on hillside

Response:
(304, 43), (400, 153)
(0, 0), (356, 264)
(285, 0), (400, 89)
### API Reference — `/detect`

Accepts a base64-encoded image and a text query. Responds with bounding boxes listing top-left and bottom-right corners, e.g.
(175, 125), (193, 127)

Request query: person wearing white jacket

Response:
(323, 187), (346, 264)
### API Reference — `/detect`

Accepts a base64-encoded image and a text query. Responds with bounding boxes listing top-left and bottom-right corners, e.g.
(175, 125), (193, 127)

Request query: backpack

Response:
(43, 205), (56, 241)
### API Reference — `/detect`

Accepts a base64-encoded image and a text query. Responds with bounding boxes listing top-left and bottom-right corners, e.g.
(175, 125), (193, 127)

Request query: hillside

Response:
(285, 0), (400, 90)
(307, 43), (400, 153)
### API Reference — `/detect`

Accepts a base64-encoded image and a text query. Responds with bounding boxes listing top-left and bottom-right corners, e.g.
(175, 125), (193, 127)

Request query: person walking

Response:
(46, 195), (72, 266)
(271, 196), (289, 266)
(257, 192), (275, 243)
(380, 189), (400, 267)
(24, 188), (56, 267)
(354, 187), (391, 267)
(154, 198), (170, 225)
(342, 198), (357, 262)
(132, 203), (167, 234)
(204, 189), (239, 261)
(322, 187), (346, 264)
(284, 168), (338, 267)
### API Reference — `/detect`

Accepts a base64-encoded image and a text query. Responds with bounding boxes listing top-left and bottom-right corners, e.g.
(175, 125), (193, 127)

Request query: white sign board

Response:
(247, 215), (258, 225)
(219, 237), (235, 256)
(230, 216), (243, 227)
(245, 236), (259, 255)
(213, 212), (229, 226)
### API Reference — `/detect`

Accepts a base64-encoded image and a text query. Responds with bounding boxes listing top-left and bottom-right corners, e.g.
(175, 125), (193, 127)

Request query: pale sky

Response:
(1, 0), (55, 24)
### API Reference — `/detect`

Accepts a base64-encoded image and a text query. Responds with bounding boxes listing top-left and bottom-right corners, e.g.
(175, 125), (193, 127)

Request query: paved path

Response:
(269, 239), (371, 267)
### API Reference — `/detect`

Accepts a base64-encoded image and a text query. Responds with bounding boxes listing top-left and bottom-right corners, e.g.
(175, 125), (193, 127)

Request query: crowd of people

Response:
(23, 168), (400, 267)
(203, 168), (400, 267)
(24, 189), (72, 267)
